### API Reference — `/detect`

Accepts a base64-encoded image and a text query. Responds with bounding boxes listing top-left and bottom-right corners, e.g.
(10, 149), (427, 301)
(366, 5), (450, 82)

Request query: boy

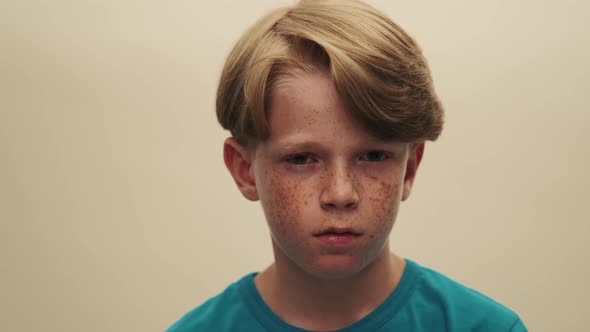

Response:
(168, 0), (527, 331)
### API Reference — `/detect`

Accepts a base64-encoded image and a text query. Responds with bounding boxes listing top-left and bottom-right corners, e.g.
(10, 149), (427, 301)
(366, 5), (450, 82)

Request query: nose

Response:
(320, 162), (360, 210)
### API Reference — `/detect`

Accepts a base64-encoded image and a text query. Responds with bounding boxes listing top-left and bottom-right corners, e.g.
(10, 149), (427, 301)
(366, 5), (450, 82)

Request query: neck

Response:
(254, 241), (406, 331)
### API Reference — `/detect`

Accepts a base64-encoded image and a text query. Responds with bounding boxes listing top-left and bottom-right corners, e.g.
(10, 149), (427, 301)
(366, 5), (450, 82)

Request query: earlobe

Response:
(223, 138), (259, 201)
(401, 142), (425, 201)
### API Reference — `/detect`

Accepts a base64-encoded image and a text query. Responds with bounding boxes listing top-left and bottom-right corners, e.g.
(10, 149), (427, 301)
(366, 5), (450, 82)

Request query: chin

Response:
(303, 255), (369, 280)
(303, 243), (391, 280)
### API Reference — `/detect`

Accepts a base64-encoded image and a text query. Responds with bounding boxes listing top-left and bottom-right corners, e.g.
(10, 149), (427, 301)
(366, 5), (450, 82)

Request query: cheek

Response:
(364, 179), (402, 233)
(260, 172), (312, 239)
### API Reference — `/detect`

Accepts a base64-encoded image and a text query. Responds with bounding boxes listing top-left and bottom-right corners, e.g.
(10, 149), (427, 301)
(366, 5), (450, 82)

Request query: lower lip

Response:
(315, 233), (359, 247)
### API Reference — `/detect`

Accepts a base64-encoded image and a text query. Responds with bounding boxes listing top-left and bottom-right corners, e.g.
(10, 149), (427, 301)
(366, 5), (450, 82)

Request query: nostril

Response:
(345, 202), (356, 208)
(320, 194), (359, 210)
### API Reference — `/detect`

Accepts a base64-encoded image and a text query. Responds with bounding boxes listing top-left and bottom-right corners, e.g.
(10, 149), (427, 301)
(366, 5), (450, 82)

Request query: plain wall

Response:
(1, 0), (589, 331)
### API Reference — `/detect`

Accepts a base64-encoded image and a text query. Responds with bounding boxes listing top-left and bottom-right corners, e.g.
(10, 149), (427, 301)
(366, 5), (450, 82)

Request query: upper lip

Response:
(314, 227), (362, 236)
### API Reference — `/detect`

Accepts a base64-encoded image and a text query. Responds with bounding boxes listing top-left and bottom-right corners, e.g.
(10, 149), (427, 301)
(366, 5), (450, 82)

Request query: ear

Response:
(401, 142), (425, 202)
(223, 137), (259, 201)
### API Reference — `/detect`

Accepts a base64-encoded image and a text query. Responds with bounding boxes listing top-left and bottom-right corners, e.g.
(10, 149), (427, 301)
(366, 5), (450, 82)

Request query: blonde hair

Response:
(216, 0), (444, 145)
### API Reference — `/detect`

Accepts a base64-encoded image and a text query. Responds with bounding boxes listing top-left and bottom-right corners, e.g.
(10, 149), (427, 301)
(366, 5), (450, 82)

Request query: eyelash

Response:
(360, 151), (392, 162)
(283, 151), (392, 165)
(284, 153), (316, 165)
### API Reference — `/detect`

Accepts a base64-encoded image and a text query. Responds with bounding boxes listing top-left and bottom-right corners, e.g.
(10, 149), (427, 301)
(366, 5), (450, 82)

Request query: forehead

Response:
(265, 72), (379, 147)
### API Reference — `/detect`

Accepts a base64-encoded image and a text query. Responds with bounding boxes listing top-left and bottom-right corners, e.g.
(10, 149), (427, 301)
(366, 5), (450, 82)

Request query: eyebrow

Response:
(268, 137), (404, 154)
(271, 140), (328, 153)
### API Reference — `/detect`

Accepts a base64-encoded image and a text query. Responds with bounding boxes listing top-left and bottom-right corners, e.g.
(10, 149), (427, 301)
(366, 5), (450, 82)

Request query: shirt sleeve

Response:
(508, 318), (528, 332)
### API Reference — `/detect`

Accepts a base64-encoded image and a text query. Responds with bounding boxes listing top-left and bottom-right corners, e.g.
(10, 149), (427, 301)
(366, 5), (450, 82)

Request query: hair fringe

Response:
(216, 0), (444, 145)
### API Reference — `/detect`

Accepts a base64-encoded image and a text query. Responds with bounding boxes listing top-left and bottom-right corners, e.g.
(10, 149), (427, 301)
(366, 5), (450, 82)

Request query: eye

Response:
(284, 153), (315, 165)
(360, 151), (390, 162)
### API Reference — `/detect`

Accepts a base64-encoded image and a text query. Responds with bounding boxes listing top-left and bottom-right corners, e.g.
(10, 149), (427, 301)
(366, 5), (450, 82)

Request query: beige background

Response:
(1, 0), (589, 331)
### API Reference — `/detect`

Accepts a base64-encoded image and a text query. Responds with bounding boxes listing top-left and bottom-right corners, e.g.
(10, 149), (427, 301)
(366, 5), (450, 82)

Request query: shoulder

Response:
(166, 273), (257, 332)
(406, 260), (527, 331)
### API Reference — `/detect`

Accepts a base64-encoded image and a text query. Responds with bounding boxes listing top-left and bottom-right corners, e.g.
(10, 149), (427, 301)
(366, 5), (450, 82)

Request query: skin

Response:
(224, 70), (424, 331)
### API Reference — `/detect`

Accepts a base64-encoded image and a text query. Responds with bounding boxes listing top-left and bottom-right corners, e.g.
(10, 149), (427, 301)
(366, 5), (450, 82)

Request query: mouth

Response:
(313, 227), (362, 247)
(314, 227), (362, 237)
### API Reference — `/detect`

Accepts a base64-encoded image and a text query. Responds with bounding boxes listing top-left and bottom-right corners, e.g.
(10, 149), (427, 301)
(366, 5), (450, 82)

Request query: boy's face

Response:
(225, 71), (423, 279)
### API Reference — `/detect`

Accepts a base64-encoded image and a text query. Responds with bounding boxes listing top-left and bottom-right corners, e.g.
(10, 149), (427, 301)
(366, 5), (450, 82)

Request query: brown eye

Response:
(361, 151), (389, 162)
(285, 154), (314, 165)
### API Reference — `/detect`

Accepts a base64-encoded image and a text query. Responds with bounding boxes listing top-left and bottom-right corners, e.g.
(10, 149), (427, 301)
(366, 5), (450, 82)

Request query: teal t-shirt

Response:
(167, 259), (527, 331)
